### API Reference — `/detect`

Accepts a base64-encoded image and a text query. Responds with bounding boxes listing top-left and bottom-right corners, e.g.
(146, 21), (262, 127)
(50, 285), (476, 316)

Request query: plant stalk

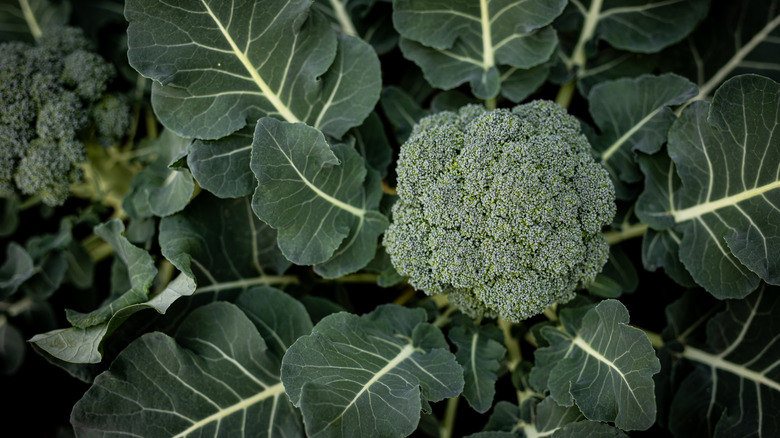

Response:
(439, 396), (460, 438)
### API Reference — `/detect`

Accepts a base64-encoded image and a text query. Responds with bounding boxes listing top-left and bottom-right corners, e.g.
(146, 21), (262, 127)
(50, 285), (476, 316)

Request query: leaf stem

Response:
(0, 296), (34, 317)
(633, 326), (664, 349)
(439, 396), (460, 438)
(195, 275), (300, 293)
(318, 273), (380, 283)
(568, 0), (603, 72)
(555, 80), (577, 109)
(329, 0), (358, 36)
(432, 305), (458, 328)
(19, 0), (42, 40)
(499, 317), (522, 371)
(485, 96), (498, 110)
(604, 223), (648, 245)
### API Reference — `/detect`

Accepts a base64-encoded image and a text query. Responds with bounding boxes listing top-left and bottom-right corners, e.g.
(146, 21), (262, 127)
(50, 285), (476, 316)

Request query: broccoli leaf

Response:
(661, 0), (780, 103)
(661, 286), (780, 438)
(0, 243), (34, 299)
(125, 0), (380, 140)
(159, 192), (292, 295)
(0, 320), (25, 375)
(351, 112), (393, 178)
(251, 118), (388, 267)
(636, 75), (780, 298)
(556, 0), (708, 79)
(281, 304), (463, 437)
(66, 220), (157, 327)
(30, 272), (196, 363)
(379, 86), (430, 143)
(588, 73), (697, 193)
(393, 0), (565, 99)
(449, 319), (505, 413)
(72, 289), (310, 437)
(0, 0), (71, 42)
(531, 300), (660, 431)
(123, 129), (194, 218)
(187, 128), (256, 199)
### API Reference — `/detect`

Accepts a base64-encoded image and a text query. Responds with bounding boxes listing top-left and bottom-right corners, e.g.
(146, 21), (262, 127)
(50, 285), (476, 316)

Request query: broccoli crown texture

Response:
(383, 101), (616, 321)
(0, 26), (127, 206)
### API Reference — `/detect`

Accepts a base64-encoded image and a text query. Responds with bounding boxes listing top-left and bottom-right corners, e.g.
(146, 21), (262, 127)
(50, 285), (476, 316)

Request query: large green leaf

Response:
(662, 0), (780, 103)
(449, 319), (505, 413)
(636, 75), (780, 298)
(557, 0), (708, 79)
(72, 288), (312, 437)
(126, 0), (380, 140)
(530, 300), (661, 431)
(314, 0), (398, 55)
(281, 304), (463, 437)
(30, 272), (196, 364)
(661, 287), (780, 438)
(251, 118), (387, 268)
(159, 192), (292, 296)
(393, 0), (565, 99)
(588, 74), (697, 191)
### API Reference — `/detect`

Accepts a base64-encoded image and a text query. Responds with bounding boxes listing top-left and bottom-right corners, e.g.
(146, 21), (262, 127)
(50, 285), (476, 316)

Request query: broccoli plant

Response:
(1, 0), (780, 437)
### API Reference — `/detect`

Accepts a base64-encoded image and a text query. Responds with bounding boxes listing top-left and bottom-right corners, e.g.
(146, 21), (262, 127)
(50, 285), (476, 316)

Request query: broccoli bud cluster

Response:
(0, 27), (131, 206)
(384, 101), (616, 322)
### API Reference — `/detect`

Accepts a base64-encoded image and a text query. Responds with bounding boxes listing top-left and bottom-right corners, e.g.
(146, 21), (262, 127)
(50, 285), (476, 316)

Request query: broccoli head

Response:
(383, 101), (616, 322)
(0, 26), (126, 207)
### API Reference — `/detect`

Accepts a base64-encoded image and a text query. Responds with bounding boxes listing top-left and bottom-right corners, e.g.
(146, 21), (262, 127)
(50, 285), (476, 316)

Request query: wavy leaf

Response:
(637, 75), (780, 298)
(159, 192), (292, 295)
(449, 319), (505, 413)
(126, 0), (380, 139)
(281, 304), (463, 437)
(662, 287), (780, 438)
(531, 300), (661, 431)
(72, 288), (311, 437)
(588, 73), (697, 190)
(394, 0), (565, 99)
(251, 118), (387, 267)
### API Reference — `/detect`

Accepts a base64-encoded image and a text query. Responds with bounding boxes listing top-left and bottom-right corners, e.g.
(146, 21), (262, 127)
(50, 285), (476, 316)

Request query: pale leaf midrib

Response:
(199, 0), (300, 123)
(479, 0), (494, 71)
(682, 346), (780, 392)
(672, 180), (780, 223)
(571, 335), (647, 414)
(601, 107), (662, 162)
(261, 124), (367, 218)
(325, 344), (416, 429)
(173, 382), (285, 437)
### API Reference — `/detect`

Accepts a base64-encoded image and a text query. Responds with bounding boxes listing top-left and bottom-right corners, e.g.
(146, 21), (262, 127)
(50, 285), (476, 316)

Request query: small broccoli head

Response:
(384, 101), (616, 322)
(90, 94), (131, 146)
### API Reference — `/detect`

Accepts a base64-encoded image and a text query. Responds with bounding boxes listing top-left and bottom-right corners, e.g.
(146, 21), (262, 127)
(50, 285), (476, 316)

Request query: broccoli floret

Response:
(383, 101), (616, 322)
(0, 26), (119, 206)
(91, 94), (131, 146)
(61, 50), (115, 102)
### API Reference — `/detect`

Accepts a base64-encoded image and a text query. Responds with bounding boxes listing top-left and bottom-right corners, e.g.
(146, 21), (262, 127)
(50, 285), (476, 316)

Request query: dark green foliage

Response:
(0, 25), (125, 206)
(384, 101), (616, 321)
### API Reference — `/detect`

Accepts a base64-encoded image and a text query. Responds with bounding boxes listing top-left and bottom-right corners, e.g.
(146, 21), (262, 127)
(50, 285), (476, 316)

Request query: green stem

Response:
(19, 0), (42, 40)
(0, 296), (34, 317)
(318, 273), (380, 284)
(604, 223), (648, 245)
(439, 396), (460, 438)
(634, 326), (664, 349)
(195, 276), (300, 293)
(432, 305), (458, 329)
(485, 96), (498, 110)
(555, 80), (577, 109)
(498, 318), (522, 371)
(18, 195), (41, 211)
